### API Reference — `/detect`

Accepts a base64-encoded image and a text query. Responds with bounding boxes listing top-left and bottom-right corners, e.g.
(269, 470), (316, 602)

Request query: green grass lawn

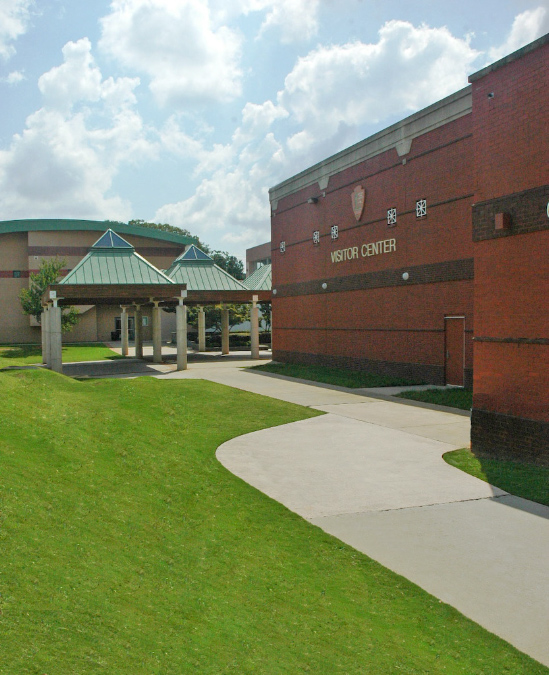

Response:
(444, 449), (549, 507)
(397, 388), (473, 411)
(0, 343), (123, 368)
(250, 362), (422, 389)
(0, 370), (546, 674)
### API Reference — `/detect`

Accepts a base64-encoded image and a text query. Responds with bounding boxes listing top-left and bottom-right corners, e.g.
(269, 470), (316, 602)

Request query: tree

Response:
(127, 220), (209, 252)
(19, 258), (80, 333)
(259, 302), (271, 332)
(187, 304), (250, 334)
(126, 220), (245, 279)
(209, 251), (245, 280)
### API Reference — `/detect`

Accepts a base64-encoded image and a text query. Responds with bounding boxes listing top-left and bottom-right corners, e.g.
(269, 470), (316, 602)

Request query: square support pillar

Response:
(198, 306), (206, 352)
(250, 295), (260, 360)
(176, 302), (188, 371)
(120, 306), (129, 357)
(41, 307), (49, 365)
(49, 304), (63, 373)
(134, 306), (143, 359)
(152, 303), (162, 363)
(221, 306), (230, 355)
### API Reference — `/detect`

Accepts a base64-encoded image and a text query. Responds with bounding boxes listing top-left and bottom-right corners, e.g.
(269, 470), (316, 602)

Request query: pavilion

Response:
(41, 231), (271, 373)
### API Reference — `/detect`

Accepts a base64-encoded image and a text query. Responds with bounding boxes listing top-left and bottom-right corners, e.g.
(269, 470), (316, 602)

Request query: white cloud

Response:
(241, 100), (288, 133)
(38, 38), (103, 111)
(154, 18), (486, 255)
(0, 39), (156, 221)
(2, 70), (25, 84)
(0, 109), (132, 220)
(278, 20), (480, 157)
(0, 0), (33, 60)
(257, 0), (320, 43)
(489, 7), (548, 62)
(156, 166), (272, 249)
(155, 121), (284, 249)
(210, 0), (321, 43)
(99, 0), (243, 107)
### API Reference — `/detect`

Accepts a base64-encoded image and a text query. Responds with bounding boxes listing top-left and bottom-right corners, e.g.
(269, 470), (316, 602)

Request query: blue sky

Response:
(1, 0), (547, 260)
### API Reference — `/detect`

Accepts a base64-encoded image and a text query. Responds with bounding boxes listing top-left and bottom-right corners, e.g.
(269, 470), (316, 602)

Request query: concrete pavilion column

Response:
(49, 300), (63, 374)
(120, 306), (129, 357)
(45, 304), (53, 367)
(41, 305), (49, 366)
(197, 306), (206, 352)
(134, 305), (143, 359)
(250, 294), (260, 360)
(152, 301), (162, 363)
(176, 291), (188, 371)
(221, 305), (230, 355)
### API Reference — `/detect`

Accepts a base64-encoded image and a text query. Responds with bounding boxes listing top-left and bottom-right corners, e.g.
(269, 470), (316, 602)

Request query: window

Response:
(387, 208), (397, 226)
(13, 270), (21, 278)
(279, 241), (286, 253)
(416, 199), (427, 218)
(313, 230), (320, 244)
(142, 316), (149, 327)
(331, 225), (339, 241)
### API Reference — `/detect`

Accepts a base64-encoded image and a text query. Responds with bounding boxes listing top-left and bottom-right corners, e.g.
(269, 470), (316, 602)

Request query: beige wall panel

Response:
(28, 230), (98, 247)
(0, 232), (28, 269)
(161, 310), (176, 341)
(28, 230), (98, 274)
(63, 307), (98, 343)
(0, 277), (37, 343)
(97, 307), (122, 343)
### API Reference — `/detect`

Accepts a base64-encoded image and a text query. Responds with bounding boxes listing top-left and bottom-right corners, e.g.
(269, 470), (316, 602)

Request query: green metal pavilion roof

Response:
(0, 218), (195, 246)
(243, 264), (272, 291)
(60, 230), (174, 285)
(165, 245), (248, 291)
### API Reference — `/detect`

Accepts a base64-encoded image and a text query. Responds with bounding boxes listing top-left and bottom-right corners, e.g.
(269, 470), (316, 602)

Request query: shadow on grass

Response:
(250, 362), (423, 388)
(0, 344), (125, 363)
(397, 388), (473, 411)
(0, 345), (42, 359)
(444, 448), (549, 508)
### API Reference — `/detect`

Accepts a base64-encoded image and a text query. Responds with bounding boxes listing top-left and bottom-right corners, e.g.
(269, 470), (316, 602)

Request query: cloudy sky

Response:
(1, 0), (547, 260)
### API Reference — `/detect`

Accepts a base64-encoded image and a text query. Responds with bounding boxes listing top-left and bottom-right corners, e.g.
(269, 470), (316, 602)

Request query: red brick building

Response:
(269, 35), (548, 463)
(469, 38), (548, 463)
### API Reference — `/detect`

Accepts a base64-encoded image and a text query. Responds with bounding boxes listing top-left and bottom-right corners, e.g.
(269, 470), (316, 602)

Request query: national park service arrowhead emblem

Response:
(351, 186), (365, 221)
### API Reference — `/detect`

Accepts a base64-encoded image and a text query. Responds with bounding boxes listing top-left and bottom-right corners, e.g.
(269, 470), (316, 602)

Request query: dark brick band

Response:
(0, 270), (30, 278)
(471, 408), (549, 466)
(472, 184), (549, 241)
(274, 326), (444, 333)
(273, 349), (446, 385)
(474, 336), (549, 345)
(274, 258), (474, 298)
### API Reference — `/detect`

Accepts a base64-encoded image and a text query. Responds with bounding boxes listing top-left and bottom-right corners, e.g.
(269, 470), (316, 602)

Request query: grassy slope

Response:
(444, 449), (549, 507)
(0, 370), (546, 674)
(250, 362), (421, 388)
(0, 344), (123, 367)
(397, 389), (473, 411)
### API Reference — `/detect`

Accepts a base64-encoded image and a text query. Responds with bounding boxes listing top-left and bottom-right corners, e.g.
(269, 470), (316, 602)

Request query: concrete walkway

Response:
(64, 352), (549, 665)
(157, 361), (549, 667)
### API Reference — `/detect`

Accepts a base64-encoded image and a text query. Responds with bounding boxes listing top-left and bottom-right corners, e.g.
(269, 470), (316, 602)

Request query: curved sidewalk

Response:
(161, 363), (549, 667)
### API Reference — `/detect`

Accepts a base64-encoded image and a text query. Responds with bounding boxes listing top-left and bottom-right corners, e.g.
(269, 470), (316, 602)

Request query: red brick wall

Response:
(474, 231), (548, 341)
(471, 43), (548, 203)
(471, 41), (549, 424)
(271, 114), (475, 383)
(470, 38), (548, 462)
